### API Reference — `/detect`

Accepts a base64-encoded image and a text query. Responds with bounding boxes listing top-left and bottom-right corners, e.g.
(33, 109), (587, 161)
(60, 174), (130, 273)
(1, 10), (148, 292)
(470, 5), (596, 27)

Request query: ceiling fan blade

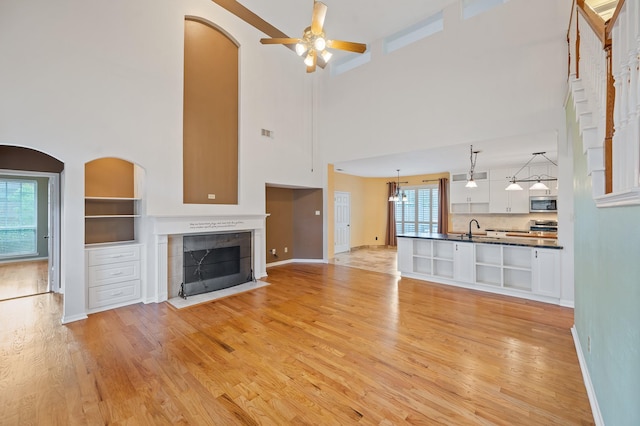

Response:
(260, 38), (302, 45)
(326, 39), (367, 53)
(310, 1), (328, 35)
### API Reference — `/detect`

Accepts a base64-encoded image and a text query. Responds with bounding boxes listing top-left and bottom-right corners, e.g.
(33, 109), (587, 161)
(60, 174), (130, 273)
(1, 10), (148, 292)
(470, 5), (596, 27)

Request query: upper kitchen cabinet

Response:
(528, 164), (558, 196)
(450, 172), (489, 214)
(489, 168), (529, 214)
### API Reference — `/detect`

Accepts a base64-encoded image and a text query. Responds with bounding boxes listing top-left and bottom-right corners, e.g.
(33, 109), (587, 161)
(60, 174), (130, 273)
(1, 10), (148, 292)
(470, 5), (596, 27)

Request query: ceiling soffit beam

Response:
(210, 0), (295, 51)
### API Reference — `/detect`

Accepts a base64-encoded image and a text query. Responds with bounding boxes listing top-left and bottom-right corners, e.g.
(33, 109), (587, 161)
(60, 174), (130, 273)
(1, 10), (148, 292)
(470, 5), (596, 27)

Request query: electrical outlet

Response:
(284, 247), (288, 253)
(207, 194), (216, 200)
(270, 248), (276, 255)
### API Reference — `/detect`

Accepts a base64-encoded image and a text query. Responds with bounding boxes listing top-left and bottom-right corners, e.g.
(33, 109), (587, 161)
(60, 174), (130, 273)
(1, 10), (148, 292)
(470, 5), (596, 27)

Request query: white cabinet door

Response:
(489, 180), (529, 213)
(489, 180), (510, 212)
(397, 238), (413, 273)
(450, 179), (472, 204)
(508, 188), (530, 213)
(532, 248), (561, 297)
(453, 242), (474, 283)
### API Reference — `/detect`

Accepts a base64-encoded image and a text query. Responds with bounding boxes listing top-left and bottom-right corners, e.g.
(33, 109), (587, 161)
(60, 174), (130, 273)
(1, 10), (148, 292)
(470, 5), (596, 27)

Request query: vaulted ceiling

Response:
(222, 1), (578, 177)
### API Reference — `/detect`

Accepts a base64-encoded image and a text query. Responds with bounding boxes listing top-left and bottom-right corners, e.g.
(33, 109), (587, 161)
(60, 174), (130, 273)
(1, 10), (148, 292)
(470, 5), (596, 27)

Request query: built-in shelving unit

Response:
(84, 157), (145, 313)
(398, 237), (561, 304)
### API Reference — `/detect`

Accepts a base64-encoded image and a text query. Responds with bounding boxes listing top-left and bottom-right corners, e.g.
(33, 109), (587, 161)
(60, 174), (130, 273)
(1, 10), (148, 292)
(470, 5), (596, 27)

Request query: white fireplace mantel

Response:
(146, 214), (268, 303)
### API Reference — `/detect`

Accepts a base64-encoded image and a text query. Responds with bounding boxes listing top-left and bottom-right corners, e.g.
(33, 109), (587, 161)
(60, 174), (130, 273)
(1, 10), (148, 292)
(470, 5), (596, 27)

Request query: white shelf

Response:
(85, 215), (141, 218)
(85, 197), (141, 200)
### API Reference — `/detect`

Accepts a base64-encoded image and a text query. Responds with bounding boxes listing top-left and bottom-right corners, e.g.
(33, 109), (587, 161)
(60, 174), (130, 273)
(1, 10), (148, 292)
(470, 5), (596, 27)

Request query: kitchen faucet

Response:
(468, 219), (480, 239)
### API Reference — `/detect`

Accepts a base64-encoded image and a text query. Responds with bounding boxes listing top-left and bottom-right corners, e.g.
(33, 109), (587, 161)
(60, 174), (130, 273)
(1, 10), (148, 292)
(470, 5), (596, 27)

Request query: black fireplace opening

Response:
(180, 231), (253, 299)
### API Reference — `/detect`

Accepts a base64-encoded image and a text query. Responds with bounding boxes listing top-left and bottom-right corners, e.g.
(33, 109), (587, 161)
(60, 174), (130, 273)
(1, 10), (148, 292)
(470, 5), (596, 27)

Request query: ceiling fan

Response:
(259, 1), (367, 73)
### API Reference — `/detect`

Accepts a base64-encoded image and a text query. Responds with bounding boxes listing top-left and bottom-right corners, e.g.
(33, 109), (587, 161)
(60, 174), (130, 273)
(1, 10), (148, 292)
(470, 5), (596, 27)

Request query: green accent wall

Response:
(569, 99), (640, 424)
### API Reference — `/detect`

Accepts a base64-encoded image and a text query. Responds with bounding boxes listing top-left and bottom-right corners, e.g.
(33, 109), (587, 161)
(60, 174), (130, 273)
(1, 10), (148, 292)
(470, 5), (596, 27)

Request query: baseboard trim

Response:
(560, 299), (575, 308)
(61, 313), (88, 324)
(266, 258), (327, 268)
(571, 326), (604, 425)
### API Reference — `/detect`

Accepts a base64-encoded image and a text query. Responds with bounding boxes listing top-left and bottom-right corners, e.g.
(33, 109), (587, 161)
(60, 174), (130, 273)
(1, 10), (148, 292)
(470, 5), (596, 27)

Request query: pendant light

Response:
(505, 152), (558, 191)
(465, 145), (480, 188)
(529, 180), (549, 190)
(388, 169), (408, 202)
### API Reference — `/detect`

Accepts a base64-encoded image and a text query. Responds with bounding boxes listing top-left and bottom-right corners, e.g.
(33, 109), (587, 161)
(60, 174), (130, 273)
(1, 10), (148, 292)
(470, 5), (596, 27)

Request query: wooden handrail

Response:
(606, 0), (626, 40)
(604, 45), (614, 194)
(577, 0), (607, 46)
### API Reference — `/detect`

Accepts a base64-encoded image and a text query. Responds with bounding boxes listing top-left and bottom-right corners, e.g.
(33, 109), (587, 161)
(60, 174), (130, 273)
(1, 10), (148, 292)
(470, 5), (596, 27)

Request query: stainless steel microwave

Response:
(530, 196), (557, 212)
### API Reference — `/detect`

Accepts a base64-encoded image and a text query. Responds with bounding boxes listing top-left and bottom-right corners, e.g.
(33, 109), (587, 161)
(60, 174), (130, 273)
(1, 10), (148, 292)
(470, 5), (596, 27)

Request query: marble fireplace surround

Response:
(150, 214), (267, 303)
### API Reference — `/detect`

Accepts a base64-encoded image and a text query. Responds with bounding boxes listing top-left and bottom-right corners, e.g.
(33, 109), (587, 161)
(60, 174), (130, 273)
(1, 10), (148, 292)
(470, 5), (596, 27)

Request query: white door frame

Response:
(0, 169), (61, 293)
(334, 191), (351, 254)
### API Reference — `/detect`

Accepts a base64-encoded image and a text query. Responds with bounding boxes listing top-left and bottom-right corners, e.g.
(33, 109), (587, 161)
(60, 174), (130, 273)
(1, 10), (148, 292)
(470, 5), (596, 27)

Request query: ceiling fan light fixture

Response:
(314, 36), (326, 51)
(304, 52), (315, 67)
(295, 42), (307, 56)
(321, 49), (332, 63)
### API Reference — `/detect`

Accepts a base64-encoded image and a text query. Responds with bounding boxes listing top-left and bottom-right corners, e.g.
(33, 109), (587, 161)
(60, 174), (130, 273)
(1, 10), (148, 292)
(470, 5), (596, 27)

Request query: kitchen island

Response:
(397, 232), (562, 305)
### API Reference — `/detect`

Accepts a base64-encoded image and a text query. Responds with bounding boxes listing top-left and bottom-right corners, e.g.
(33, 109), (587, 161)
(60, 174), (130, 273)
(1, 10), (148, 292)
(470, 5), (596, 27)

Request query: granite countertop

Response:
(398, 232), (562, 249)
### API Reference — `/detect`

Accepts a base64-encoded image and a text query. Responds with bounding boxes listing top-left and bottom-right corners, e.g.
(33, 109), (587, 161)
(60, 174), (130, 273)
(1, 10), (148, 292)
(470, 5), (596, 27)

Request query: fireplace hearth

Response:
(180, 232), (253, 298)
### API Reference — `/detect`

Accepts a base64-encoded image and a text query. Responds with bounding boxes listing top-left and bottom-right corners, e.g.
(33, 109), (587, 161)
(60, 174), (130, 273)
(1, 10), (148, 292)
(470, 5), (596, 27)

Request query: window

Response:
(383, 11), (444, 54)
(330, 50), (372, 76)
(396, 185), (439, 234)
(0, 179), (38, 257)
(462, 0), (510, 20)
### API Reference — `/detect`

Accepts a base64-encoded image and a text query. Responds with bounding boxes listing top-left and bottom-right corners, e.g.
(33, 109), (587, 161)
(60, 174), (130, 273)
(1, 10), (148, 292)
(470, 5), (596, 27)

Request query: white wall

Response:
(317, 0), (570, 164)
(0, 0), (321, 322)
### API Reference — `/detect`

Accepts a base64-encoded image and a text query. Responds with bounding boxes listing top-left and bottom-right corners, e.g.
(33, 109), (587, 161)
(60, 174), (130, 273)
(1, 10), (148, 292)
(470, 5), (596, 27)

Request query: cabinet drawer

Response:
(88, 261), (140, 287)
(88, 245), (140, 266)
(88, 280), (141, 309)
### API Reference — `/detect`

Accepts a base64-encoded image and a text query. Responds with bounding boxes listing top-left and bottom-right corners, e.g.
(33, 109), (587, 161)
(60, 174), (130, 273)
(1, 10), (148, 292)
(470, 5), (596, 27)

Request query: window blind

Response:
(0, 179), (38, 257)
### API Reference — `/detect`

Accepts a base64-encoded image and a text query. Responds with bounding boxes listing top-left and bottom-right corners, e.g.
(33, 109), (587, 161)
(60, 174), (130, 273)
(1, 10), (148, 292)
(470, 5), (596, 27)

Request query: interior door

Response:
(334, 191), (350, 254)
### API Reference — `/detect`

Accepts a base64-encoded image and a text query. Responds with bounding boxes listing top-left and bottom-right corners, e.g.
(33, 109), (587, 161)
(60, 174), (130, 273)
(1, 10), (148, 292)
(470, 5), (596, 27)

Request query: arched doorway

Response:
(0, 145), (63, 300)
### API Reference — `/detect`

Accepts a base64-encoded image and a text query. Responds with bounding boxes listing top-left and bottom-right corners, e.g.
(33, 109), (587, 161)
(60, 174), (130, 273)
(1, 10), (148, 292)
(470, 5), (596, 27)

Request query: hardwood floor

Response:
(330, 246), (399, 276)
(0, 260), (48, 301)
(0, 263), (593, 425)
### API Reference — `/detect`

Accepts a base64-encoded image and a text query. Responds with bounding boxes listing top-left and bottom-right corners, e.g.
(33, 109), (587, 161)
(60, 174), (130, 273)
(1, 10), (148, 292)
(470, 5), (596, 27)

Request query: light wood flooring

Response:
(0, 260), (48, 301)
(0, 263), (593, 425)
(330, 246), (399, 276)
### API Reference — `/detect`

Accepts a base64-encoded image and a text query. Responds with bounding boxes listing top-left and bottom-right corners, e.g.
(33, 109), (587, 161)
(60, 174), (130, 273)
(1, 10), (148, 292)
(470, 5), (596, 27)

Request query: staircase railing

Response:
(568, 0), (640, 206)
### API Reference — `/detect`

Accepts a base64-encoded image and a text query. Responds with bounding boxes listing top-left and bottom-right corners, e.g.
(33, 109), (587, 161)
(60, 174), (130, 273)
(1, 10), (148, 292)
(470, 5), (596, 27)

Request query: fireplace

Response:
(180, 232), (253, 298)
(149, 214), (267, 304)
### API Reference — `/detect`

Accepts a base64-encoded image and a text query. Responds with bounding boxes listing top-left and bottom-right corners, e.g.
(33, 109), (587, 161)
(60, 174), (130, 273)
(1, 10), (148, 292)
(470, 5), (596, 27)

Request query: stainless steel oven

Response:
(530, 196), (557, 212)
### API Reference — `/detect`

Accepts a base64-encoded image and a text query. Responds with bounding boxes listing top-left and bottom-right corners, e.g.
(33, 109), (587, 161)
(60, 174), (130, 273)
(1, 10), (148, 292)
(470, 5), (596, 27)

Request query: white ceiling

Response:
(238, 0), (458, 50)
(333, 132), (559, 178)
(237, 0), (563, 178)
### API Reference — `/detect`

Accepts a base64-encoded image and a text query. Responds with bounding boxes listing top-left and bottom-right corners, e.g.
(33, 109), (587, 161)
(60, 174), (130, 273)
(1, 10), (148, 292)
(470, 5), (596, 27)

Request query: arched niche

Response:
(84, 157), (145, 245)
(183, 17), (239, 205)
